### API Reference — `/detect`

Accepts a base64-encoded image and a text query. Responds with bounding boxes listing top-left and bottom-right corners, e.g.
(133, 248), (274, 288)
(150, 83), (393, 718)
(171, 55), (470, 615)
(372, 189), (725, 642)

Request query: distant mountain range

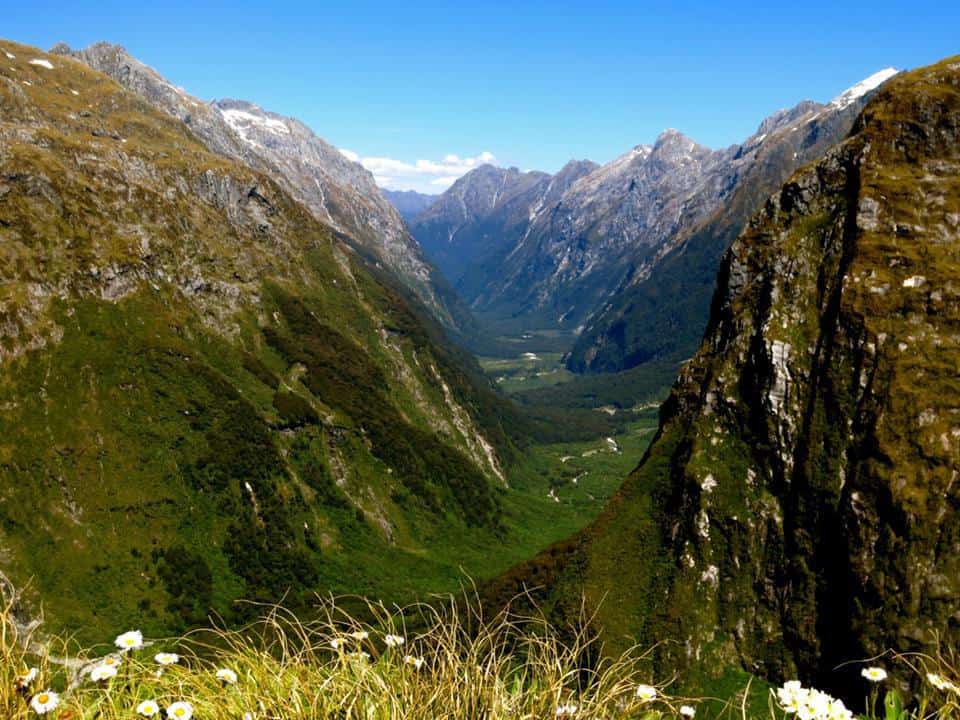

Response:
(405, 69), (897, 370)
(381, 189), (438, 222)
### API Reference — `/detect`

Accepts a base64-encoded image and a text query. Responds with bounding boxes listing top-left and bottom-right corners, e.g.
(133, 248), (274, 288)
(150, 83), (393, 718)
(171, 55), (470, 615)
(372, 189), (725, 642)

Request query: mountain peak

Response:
(655, 127), (688, 142)
(830, 67), (899, 108)
(653, 128), (702, 150)
(52, 41), (132, 62)
(556, 158), (600, 177)
(650, 128), (705, 163)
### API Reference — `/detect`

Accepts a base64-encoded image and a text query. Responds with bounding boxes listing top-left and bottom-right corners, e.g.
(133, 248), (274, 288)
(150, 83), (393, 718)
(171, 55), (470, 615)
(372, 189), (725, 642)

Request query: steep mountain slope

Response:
(409, 162), (598, 297)
(567, 74), (897, 374)
(492, 55), (960, 693)
(473, 131), (737, 329)
(50, 42), (474, 335)
(0, 39), (517, 641)
(382, 188), (438, 222)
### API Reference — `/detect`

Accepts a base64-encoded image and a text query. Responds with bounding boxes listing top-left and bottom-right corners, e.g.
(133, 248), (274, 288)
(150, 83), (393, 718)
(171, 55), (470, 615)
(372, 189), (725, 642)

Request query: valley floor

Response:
(313, 407), (659, 610)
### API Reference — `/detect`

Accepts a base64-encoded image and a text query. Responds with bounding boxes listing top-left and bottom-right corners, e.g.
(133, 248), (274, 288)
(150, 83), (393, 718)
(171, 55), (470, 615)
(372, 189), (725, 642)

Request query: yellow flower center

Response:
(38, 694), (49, 704)
(175, 709), (185, 717)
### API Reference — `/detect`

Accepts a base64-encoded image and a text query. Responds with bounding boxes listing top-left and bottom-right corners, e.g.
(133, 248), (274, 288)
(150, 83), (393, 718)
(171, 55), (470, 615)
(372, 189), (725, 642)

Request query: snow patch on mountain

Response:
(219, 107), (291, 146)
(830, 67), (899, 109)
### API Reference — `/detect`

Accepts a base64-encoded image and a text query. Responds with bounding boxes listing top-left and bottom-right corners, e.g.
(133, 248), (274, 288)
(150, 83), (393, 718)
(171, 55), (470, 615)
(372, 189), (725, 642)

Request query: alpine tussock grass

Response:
(4, 591), (960, 719)
(1, 592), (687, 719)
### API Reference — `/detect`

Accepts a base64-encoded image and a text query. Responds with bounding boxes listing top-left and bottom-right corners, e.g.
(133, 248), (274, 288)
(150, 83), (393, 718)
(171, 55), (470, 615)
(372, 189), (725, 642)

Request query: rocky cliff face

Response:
(0, 39), (513, 641)
(50, 42), (472, 334)
(566, 76), (895, 374)
(491, 55), (960, 694)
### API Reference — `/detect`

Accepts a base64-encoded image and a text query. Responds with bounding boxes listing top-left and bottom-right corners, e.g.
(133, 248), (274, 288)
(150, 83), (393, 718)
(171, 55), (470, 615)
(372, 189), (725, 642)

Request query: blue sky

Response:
(6, 1), (958, 192)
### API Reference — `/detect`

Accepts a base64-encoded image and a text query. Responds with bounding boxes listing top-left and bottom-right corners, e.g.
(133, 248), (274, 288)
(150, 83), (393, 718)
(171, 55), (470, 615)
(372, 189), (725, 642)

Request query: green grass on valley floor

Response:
(480, 351), (575, 393)
(344, 410), (662, 614)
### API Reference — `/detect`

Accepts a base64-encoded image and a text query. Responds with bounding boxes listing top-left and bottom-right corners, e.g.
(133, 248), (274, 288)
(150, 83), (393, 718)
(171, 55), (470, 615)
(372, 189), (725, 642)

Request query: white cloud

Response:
(338, 149), (498, 193)
(430, 176), (462, 187)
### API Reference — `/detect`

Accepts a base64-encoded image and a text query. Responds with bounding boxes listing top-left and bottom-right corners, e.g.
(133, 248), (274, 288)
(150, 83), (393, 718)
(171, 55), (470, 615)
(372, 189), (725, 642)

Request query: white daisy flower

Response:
(555, 703), (578, 715)
(15, 667), (38, 689)
(798, 689), (831, 720)
(30, 691), (60, 715)
(350, 630), (369, 641)
(136, 699), (161, 717)
(384, 633), (405, 647)
(826, 698), (853, 720)
(635, 684), (658, 701)
(680, 705), (696, 717)
(861, 667), (887, 682)
(100, 656), (122, 668)
(330, 637), (344, 650)
(242, 714), (255, 720)
(777, 681), (808, 713)
(154, 652), (180, 666)
(216, 667), (238, 684)
(90, 663), (119, 682)
(115, 630), (144, 651)
(166, 701), (194, 719)
(403, 654), (425, 669)
(347, 651), (370, 662)
(928, 672), (959, 691)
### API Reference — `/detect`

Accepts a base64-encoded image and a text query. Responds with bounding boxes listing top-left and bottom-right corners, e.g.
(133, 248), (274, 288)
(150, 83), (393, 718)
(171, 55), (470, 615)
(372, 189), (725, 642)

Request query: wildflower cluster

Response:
(776, 680), (853, 720)
(1, 597), (693, 720)
(10, 629), (234, 719)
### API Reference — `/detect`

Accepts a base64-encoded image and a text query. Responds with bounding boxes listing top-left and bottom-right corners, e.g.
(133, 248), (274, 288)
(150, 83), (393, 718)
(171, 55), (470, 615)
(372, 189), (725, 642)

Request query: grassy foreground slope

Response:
(4, 597), (960, 720)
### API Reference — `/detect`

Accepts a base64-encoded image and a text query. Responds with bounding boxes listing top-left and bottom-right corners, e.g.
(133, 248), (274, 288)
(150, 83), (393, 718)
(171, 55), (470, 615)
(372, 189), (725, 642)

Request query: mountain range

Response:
(404, 69), (898, 376)
(488, 54), (960, 696)
(3, 30), (958, 704)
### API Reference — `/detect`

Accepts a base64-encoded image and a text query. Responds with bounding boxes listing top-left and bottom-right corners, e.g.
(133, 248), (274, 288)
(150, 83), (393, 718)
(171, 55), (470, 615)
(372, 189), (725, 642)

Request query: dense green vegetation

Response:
(0, 279), (658, 645)
(0, 39), (664, 647)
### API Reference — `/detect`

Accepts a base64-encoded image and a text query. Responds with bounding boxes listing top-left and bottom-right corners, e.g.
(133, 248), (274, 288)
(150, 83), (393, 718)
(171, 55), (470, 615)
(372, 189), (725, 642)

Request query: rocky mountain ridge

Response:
(409, 70), (897, 343)
(409, 161), (598, 302)
(490, 55), (960, 695)
(50, 41), (473, 334)
(0, 38), (515, 641)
